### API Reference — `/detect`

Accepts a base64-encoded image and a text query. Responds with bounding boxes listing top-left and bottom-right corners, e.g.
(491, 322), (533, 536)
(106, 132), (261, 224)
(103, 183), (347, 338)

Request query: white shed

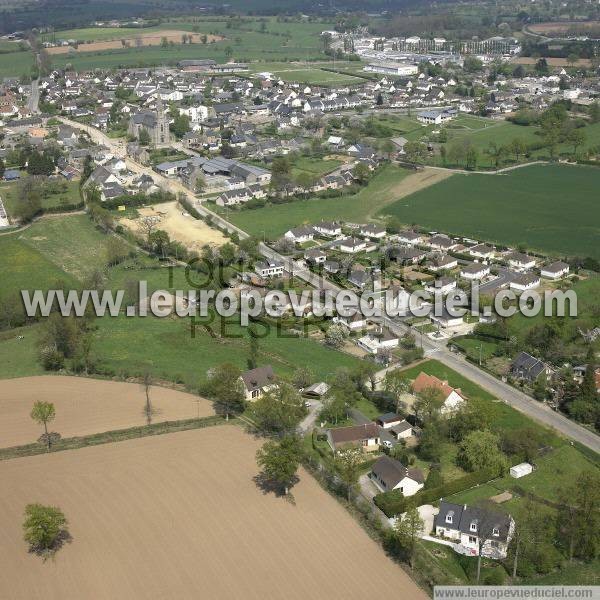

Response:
(510, 462), (533, 479)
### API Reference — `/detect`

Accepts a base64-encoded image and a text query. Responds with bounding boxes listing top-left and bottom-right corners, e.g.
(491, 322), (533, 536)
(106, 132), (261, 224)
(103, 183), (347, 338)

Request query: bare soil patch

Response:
(0, 376), (212, 448)
(374, 167), (452, 219)
(0, 426), (426, 600)
(120, 201), (227, 251)
(528, 20), (600, 34)
(46, 31), (223, 55)
(512, 56), (592, 67)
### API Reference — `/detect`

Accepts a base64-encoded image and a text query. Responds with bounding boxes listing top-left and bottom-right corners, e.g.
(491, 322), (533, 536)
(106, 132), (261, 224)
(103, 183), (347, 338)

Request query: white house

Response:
(284, 226), (315, 244)
(370, 456), (424, 496)
(541, 261), (570, 279)
(460, 263), (490, 281)
(389, 420), (414, 440)
(417, 108), (456, 125)
(434, 501), (514, 560)
(508, 252), (536, 271)
(424, 277), (457, 295)
(469, 244), (496, 260)
(396, 230), (423, 246)
(327, 423), (381, 453)
(359, 223), (387, 240)
(334, 313), (368, 331)
(357, 327), (399, 354)
(314, 221), (341, 237)
(375, 413), (405, 429)
(338, 237), (367, 254)
(254, 259), (284, 278)
(239, 365), (277, 401)
(412, 371), (466, 414)
(509, 273), (540, 291)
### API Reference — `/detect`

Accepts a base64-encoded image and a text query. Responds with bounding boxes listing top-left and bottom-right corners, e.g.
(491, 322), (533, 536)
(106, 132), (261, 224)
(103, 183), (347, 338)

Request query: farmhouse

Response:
(240, 365), (277, 401)
(411, 371), (466, 414)
(370, 456), (425, 496)
(434, 501), (514, 559)
(541, 261), (570, 279)
(327, 423), (381, 453)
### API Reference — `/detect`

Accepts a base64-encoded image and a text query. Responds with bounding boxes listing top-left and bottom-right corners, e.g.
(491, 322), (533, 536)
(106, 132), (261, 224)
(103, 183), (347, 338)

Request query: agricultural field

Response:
(382, 164), (600, 259)
(222, 165), (450, 240)
(48, 18), (336, 73)
(0, 49), (34, 78)
(0, 426), (426, 599)
(0, 375), (213, 448)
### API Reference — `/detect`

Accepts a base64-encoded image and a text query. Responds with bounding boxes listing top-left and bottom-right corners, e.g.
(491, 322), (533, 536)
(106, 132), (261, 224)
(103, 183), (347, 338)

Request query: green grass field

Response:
(290, 157), (342, 179)
(222, 165), (409, 240)
(0, 180), (81, 217)
(382, 164), (600, 259)
(0, 49), (34, 78)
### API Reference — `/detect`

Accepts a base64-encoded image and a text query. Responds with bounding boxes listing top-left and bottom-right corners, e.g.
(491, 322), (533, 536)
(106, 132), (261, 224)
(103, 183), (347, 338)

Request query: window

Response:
(469, 536), (477, 544)
(470, 522), (477, 532)
(251, 389), (259, 398)
(445, 513), (453, 524)
(492, 527), (499, 537)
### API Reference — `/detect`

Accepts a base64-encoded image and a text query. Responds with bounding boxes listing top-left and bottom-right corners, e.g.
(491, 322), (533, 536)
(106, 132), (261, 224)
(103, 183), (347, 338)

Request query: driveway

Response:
(298, 400), (323, 435)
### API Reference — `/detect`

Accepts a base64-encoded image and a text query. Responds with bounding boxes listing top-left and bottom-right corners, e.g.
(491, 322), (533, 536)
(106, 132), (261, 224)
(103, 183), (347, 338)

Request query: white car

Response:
(304, 401), (311, 408)
(381, 440), (394, 449)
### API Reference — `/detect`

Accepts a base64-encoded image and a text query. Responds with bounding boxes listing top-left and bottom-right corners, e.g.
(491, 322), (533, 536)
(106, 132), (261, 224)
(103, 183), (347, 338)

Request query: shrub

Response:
(484, 568), (506, 585)
(39, 346), (65, 371)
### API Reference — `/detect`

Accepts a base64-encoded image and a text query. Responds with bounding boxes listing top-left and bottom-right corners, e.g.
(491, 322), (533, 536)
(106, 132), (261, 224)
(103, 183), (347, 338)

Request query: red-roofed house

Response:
(411, 371), (466, 414)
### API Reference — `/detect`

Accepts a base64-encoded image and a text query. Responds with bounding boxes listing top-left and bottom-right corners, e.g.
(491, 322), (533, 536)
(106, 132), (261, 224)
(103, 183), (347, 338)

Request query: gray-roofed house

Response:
(434, 501), (514, 559)
(510, 351), (552, 384)
(239, 365), (277, 401)
(370, 455), (425, 496)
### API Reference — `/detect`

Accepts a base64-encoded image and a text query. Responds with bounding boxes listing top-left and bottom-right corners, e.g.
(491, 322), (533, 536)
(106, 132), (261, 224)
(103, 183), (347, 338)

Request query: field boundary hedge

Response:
(0, 414), (229, 461)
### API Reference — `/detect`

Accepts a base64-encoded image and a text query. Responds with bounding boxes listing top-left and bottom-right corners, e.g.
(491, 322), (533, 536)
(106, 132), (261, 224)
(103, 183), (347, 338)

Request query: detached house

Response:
(314, 221), (341, 237)
(510, 352), (552, 384)
(284, 226), (315, 244)
(411, 371), (466, 414)
(370, 456), (425, 496)
(508, 252), (536, 271)
(541, 261), (569, 279)
(327, 423), (381, 453)
(240, 365), (277, 401)
(434, 501), (514, 560)
(460, 263), (490, 281)
(254, 259), (284, 278)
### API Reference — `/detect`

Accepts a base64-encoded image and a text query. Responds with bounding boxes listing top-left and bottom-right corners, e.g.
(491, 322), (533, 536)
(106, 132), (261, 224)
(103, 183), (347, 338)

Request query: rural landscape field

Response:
(1, 1), (600, 597)
(0, 426), (426, 600)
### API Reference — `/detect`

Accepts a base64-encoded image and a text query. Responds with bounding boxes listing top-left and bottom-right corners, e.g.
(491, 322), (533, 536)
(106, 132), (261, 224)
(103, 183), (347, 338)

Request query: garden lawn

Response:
(290, 157), (342, 179)
(224, 165), (409, 239)
(382, 164), (600, 259)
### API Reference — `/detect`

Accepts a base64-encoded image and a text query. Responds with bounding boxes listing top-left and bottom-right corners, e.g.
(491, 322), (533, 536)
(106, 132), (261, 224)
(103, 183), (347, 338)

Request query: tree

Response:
(292, 366), (313, 390)
(485, 142), (507, 169)
(509, 138), (527, 161)
(383, 370), (410, 413)
(30, 400), (56, 450)
(403, 140), (428, 164)
(352, 161), (370, 184)
(320, 392), (347, 425)
(588, 102), (600, 124)
(141, 370), (154, 425)
(457, 430), (508, 474)
(249, 382), (306, 435)
(325, 324), (348, 348)
(334, 448), (364, 502)
(380, 138), (395, 160)
(23, 504), (68, 556)
(557, 470), (600, 561)
(393, 504), (424, 567)
(566, 127), (585, 154)
(0, 157), (5, 180)
(207, 363), (246, 420)
(256, 435), (303, 495)
(413, 386), (444, 423)
(195, 173), (206, 194)
(138, 127), (151, 146)
(148, 229), (170, 257)
(248, 327), (259, 369)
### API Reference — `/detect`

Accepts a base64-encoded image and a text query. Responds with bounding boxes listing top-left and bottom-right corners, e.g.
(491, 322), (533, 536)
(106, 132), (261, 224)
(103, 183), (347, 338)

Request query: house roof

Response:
(510, 352), (547, 379)
(435, 501), (512, 542)
(329, 423), (379, 446)
(371, 455), (425, 489)
(542, 261), (569, 273)
(240, 365), (276, 392)
(376, 413), (403, 424)
(390, 420), (413, 435)
(412, 372), (465, 400)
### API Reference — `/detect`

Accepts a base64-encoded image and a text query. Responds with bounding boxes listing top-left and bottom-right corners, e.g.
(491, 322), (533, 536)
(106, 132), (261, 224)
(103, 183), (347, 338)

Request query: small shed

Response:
(510, 462), (533, 479)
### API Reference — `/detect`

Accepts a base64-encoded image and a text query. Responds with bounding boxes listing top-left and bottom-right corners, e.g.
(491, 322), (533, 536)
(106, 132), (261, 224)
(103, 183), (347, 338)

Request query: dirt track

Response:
(46, 31), (222, 55)
(0, 426), (427, 600)
(0, 376), (213, 448)
(120, 201), (227, 251)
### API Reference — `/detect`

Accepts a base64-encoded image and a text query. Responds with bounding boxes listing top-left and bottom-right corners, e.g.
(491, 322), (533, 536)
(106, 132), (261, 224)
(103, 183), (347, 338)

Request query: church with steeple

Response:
(128, 96), (170, 146)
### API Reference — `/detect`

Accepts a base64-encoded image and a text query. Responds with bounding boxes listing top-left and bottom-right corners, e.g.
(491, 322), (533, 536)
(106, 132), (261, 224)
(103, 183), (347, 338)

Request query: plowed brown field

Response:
(0, 426), (427, 600)
(0, 376), (212, 448)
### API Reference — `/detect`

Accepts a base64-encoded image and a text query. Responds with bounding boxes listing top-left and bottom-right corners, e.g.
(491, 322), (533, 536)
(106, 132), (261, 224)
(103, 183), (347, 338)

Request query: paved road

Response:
(27, 78), (40, 114)
(62, 117), (600, 454)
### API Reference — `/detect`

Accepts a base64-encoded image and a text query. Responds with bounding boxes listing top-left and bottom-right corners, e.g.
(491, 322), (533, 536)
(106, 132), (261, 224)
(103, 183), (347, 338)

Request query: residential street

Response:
(60, 117), (600, 455)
